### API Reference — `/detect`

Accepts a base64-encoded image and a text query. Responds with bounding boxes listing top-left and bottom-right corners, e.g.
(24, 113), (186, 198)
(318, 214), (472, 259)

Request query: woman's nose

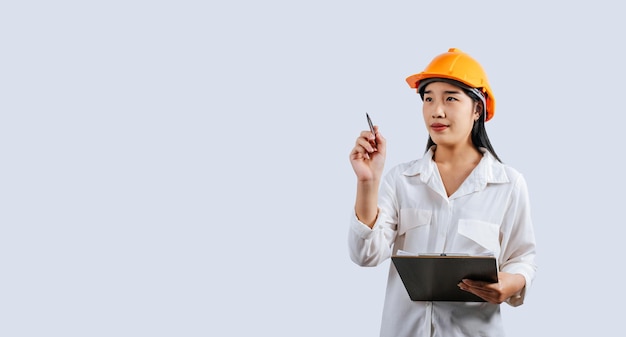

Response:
(431, 102), (445, 118)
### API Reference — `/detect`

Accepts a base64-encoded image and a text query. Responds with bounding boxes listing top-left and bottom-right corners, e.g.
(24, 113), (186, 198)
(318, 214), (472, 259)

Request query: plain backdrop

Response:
(1, 1), (624, 336)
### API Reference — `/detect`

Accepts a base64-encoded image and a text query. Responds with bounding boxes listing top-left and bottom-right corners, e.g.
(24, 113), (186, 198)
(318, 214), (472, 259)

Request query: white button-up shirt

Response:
(348, 148), (537, 337)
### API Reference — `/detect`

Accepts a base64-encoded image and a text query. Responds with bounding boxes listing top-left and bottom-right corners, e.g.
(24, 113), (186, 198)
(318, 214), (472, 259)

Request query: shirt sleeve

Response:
(499, 173), (538, 307)
(347, 171), (399, 267)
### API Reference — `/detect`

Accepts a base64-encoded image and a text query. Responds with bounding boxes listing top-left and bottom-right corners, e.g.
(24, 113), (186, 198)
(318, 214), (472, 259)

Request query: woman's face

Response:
(422, 81), (480, 148)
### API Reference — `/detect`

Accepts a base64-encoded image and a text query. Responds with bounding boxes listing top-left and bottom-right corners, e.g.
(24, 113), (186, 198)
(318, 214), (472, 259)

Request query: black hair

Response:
(419, 82), (502, 163)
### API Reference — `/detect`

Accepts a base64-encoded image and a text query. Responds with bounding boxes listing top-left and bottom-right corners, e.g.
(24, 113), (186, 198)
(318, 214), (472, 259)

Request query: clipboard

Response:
(391, 255), (498, 302)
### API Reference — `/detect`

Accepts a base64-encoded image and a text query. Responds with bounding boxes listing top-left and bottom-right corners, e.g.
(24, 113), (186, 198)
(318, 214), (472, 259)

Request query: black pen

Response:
(366, 112), (376, 145)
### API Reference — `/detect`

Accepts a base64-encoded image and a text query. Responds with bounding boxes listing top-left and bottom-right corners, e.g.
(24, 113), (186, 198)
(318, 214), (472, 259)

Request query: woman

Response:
(348, 48), (537, 337)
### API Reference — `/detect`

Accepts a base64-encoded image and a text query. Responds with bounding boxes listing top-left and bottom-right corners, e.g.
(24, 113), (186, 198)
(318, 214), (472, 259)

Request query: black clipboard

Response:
(391, 255), (498, 302)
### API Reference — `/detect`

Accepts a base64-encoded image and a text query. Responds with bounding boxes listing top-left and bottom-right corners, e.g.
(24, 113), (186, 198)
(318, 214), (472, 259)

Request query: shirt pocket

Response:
(457, 219), (500, 254)
(398, 209), (432, 236)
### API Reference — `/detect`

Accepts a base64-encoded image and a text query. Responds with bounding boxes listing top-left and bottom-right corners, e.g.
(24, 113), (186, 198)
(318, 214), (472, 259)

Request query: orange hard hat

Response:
(406, 48), (496, 121)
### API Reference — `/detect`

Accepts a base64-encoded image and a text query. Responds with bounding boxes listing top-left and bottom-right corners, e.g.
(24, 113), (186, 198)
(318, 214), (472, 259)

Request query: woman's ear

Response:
(474, 102), (483, 121)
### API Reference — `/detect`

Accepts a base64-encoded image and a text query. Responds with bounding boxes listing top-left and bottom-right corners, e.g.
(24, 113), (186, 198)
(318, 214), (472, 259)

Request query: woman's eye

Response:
(446, 96), (458, 102)
(424, 97), (432, 102)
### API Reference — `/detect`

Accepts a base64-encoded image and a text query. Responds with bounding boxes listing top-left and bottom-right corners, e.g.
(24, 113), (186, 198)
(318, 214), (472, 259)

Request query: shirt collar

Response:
(402, 146), (510, 188)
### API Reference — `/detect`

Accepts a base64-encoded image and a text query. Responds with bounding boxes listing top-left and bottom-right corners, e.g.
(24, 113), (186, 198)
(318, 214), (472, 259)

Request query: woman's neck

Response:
(432, 144), (482, 166)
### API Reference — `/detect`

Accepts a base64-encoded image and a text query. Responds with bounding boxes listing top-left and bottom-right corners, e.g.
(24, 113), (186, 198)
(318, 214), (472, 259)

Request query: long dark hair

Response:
(420, 82), (502, 163)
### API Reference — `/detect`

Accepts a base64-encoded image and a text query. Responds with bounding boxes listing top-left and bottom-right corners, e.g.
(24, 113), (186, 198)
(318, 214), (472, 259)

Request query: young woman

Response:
(348, 48), (537, 337)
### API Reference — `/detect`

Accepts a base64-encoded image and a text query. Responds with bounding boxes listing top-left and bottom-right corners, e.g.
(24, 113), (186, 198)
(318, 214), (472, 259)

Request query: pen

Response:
(366, 112), (376, 145)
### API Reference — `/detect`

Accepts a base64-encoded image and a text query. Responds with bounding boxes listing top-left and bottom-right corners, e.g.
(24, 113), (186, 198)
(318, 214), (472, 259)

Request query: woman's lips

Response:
(431, 123), (448, 132)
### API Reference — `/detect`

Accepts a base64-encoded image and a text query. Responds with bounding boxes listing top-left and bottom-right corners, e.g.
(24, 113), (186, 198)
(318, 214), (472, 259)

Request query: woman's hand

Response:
(457, 272), (526, 304)
(349, 126), (386, 182)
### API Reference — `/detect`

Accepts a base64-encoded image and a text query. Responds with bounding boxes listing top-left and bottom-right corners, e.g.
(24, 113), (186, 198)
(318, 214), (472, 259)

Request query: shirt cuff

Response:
(350, 210), (376, 239)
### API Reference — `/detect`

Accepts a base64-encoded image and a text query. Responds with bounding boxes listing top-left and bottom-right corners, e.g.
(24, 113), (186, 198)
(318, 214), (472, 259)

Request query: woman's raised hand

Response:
(349, 125), (386, 182)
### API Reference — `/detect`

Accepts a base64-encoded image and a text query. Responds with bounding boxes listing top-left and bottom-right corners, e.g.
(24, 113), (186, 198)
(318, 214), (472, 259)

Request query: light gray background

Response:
(1, 1), (623, 336)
